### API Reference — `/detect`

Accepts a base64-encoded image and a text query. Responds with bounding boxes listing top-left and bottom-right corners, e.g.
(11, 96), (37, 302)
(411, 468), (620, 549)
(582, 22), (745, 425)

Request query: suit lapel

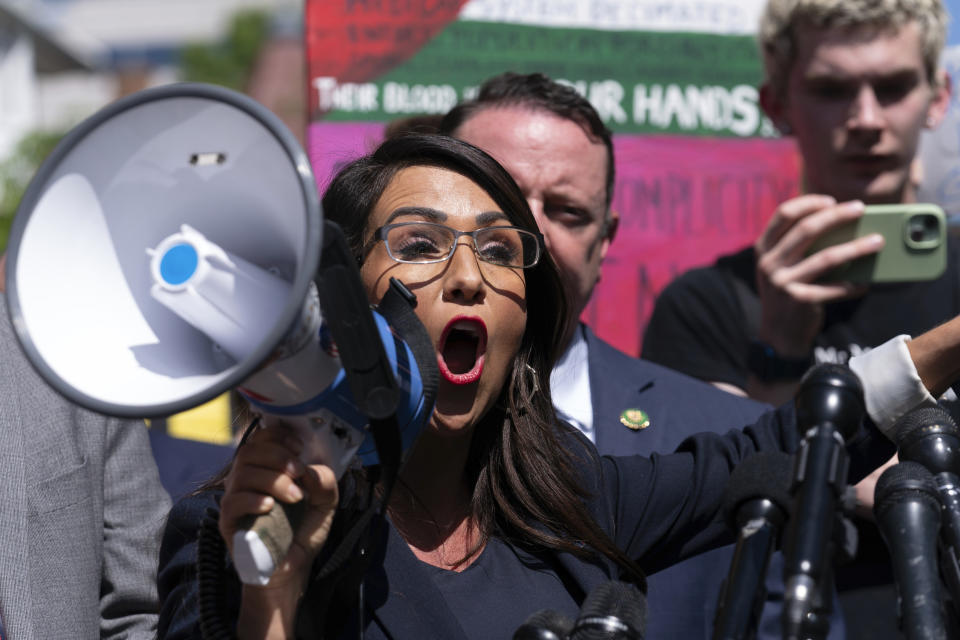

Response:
(0, 322), (33, 640)
(584, 327), (656, 454)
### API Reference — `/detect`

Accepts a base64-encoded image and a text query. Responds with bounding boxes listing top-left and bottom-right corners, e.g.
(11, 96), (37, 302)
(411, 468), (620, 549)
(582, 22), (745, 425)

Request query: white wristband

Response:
(848, 334), (936, 441)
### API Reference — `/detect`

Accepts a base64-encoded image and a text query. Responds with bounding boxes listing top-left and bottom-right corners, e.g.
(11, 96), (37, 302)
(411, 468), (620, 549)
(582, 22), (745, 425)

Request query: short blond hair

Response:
(759, 0), (948, 99)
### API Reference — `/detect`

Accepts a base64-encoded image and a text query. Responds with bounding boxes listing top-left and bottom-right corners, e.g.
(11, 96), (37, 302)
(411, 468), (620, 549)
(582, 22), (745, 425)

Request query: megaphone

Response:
(3, 83), (435, 584)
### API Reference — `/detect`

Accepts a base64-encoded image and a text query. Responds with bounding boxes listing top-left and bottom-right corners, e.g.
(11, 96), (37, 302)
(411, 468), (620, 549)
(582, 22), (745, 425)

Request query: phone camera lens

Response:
(906, 213), (941, 246)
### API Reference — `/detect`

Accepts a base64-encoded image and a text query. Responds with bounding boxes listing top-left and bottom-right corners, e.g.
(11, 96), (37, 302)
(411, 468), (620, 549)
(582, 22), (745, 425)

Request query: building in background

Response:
(0, 0), (303, 165)
(0, 0), (103, 160)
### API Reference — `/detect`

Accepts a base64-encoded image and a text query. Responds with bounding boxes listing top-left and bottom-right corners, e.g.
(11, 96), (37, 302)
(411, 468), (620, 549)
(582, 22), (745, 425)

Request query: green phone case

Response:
(806, 203), (946, 283)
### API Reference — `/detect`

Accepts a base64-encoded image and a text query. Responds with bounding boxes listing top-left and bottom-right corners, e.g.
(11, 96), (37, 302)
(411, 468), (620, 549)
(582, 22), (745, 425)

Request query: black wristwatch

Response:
(747, 340), (814, 382)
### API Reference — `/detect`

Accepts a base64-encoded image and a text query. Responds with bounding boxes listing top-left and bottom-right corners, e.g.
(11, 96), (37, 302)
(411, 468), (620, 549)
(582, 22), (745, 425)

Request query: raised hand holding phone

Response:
(805, 203), (946, 283)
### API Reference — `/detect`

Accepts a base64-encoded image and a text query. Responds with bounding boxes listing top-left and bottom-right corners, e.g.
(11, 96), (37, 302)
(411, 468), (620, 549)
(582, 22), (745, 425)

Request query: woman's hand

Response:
(219, 423), (340, 638)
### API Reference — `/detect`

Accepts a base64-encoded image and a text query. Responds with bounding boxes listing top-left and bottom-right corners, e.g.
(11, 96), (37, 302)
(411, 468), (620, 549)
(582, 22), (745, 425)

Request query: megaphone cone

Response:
(4, 84), (437, 587)
(4, 83), (322, 418)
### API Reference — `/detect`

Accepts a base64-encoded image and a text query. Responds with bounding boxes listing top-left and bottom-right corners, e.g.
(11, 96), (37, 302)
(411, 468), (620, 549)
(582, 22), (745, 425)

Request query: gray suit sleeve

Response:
(99, 417), (172, 640)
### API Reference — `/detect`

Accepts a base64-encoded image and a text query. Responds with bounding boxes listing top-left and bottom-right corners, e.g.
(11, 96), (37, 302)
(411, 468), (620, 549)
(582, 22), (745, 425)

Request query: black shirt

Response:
(642, 241), (960, 389)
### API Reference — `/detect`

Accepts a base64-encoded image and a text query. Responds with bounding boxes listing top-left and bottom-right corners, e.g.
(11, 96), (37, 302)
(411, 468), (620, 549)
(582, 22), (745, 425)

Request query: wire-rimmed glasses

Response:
(367, 221), (543, 269)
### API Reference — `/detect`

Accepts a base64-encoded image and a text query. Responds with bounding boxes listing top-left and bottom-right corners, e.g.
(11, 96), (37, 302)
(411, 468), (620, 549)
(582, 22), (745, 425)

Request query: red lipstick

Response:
(437, 316), (487, 385)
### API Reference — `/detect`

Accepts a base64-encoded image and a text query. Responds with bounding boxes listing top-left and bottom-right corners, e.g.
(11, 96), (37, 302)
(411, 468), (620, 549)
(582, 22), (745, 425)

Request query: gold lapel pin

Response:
(620, 409), (650, 431)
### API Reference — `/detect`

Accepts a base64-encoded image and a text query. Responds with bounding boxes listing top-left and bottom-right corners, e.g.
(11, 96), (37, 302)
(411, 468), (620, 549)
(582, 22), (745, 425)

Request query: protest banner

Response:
(306, 0), (799, 355)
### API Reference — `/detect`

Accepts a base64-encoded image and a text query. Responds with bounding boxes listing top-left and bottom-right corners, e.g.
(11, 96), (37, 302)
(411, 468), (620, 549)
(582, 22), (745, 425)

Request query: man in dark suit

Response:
(639, 3), (952, 635)
(441, 73), (801, 639)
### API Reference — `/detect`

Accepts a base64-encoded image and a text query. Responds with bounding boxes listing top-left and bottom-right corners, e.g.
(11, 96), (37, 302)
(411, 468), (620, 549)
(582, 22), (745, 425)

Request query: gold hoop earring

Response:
(525, 363), (540, 396)
(513, 363), (541, 408)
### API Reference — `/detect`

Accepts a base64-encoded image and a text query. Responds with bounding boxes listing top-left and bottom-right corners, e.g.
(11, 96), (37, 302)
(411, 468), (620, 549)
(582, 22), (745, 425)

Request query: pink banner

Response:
(308, 122), (385, 193)
(591, 135), (800, 355)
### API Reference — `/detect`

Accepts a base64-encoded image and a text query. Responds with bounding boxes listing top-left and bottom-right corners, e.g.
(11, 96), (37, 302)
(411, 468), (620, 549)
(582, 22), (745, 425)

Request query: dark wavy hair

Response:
(440, 71), (615, 210)
(323, 133), (643, 586)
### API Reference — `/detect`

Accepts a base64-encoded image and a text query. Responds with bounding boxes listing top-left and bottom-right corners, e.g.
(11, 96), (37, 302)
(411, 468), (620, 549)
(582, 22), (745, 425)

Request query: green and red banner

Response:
(306, 0), (800, 356)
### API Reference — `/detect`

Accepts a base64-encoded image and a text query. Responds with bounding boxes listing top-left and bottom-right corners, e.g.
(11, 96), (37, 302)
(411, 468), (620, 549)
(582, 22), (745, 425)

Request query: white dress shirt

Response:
(550, 324), (595, 442)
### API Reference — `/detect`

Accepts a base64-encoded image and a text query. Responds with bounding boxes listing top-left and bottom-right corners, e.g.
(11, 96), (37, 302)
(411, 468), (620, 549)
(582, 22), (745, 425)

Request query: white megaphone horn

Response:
(3, 83), (435, 585)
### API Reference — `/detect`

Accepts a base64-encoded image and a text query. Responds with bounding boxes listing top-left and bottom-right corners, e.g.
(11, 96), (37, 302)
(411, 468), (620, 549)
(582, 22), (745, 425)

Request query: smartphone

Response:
(806, 203), (946, 283)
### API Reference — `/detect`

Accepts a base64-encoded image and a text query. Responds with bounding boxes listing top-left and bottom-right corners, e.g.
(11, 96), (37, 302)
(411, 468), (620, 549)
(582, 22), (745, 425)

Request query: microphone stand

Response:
(713, 498), (785, 640)
(893, 406), (960, 628)
(782, 365), (864, 640)
(786, 504), (858, 640)
(782, 422), (850, 640)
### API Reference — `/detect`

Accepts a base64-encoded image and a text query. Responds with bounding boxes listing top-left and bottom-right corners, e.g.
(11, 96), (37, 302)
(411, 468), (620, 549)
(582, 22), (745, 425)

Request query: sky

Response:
(949, 0), (960, 46)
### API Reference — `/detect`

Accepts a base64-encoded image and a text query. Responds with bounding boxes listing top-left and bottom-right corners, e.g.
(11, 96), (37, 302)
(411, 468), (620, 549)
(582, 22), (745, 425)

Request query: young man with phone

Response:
(642, 4), (954, 634)
(643, 0), (954, 409)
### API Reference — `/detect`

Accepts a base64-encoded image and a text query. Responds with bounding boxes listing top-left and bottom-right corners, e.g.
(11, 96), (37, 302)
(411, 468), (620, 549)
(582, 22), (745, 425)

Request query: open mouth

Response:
(438, 316), (487, 385)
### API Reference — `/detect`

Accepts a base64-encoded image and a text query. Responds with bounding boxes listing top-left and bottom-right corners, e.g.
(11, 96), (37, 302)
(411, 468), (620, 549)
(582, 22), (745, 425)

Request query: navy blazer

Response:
(585, 327), (782, 638)
(586, 326), (770, 455)
(158, 399), (893, 639)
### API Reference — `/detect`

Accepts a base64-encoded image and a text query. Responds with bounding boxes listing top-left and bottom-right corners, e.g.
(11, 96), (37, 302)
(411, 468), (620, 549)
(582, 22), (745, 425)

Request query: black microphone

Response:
(713, 451), (794, 640)
(895, 406), (960, 620)
(874, 461), (947, 640)
(568, 581), (646, 640)
(782, 364), (865, 640)
(513, 609), (574, 640)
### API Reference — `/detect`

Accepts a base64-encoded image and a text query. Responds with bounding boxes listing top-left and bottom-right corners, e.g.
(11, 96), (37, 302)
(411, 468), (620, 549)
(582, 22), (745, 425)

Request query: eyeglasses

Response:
(367, 221), (543, 269)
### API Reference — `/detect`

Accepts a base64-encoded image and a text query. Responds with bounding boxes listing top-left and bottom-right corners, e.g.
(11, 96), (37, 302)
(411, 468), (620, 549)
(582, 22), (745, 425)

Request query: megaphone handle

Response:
(232, 500), (307, 585)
